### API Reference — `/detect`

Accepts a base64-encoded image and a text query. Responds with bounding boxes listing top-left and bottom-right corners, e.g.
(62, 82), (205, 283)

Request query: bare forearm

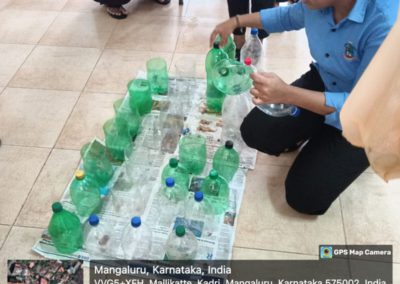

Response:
(234, 13), (264, 30)
(284, 85), (335, 115)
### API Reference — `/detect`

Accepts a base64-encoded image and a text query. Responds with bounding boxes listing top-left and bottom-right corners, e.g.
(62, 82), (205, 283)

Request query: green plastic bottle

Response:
(128, 79), (153, 116)
(212, 140), (240, 182)
(161, 158), (190, 189)
(80, 140), (114, 187)
(48, 202), (83, 254)
(103, 118), (133, 162)
(216, 34), (236, 60)
(201, 169), (230, 215)
(205, 43), (229, 113)
(179, 134), (207, 175)
(212, 58), (253, 95)
(69, 170), (102, 217)
(113, 98), (141, 139)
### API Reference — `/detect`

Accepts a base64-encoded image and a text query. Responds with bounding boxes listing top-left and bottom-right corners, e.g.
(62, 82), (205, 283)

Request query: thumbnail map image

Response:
(7, 260), (83, 284)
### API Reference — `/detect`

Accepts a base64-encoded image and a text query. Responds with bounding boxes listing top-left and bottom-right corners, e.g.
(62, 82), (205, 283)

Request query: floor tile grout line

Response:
(0, 144), (52, 150)
(3, 148), (53, 251)
(4, 4), (63, 90)
(48, 12), (121, 151)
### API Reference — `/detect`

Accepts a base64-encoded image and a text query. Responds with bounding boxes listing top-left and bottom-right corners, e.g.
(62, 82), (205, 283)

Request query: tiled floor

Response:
(0, 0), (399, 282)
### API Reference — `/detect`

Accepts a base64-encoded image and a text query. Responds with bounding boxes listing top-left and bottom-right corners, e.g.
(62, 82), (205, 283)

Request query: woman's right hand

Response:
(210, 17), (237, 47)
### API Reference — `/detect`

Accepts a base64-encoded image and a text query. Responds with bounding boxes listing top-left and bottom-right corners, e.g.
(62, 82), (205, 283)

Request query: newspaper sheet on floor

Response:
(33, 73), (257, 262)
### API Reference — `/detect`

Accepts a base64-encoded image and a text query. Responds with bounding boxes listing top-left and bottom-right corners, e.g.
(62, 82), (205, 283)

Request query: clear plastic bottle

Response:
(184, 192), (216, 237)
(221, 71), (253, 152)
(161, 177), (188, 202)
(121, 216), (153, 259)
(161, 158), (190, 189)
(165, 225), (198, 260)
(158, 178), (186, 226)
(84, 214), (112, 256)
(243, 51), (301, 118)
(111, 188), (145, 218)
(240, 28), (263, 70)
(212, 141), (240, 182)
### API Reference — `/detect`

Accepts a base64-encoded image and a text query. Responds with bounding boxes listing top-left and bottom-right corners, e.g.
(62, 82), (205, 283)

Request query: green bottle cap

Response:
(52, 202), (63, 213)
(213, 42), (220, 49)
(225, 140), (234, 149)
(75, 170), (85, 180)
(169, 158), (179, 168)
(210, 170), (219, 180)
(175, 225), (186, 237)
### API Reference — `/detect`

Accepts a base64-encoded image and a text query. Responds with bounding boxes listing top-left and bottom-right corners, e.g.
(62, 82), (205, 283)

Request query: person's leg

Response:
(251, 0), (275, 40)
(227, 0), (249, 59)
(94, 0), (130, 18)
(240, 64), (326, 156)
(285, 125), (369, 215)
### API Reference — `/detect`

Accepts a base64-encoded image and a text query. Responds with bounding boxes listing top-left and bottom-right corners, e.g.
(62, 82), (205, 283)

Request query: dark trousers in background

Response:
(240, 65), (370, 215)
(227, 0), (275, 40)
(94, 0), (130, 7)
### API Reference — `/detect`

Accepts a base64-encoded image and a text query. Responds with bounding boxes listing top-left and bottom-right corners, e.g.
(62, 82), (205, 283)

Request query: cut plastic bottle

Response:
(165, 225), (198, 260)
(179, 134), (207, 175)
(48, 202), (83, 254)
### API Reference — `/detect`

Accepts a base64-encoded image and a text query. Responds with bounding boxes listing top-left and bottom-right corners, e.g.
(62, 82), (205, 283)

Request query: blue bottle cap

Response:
(251, 28), (258, 35)
(290, 107), (301, 117)
(100, 187), (109, 197)
(165, 177), (175, 187)
(131, 216), (141, 228)
(89, 214), (99, 226)
(182, 128), (190, 135)
(194, 191), (204, 202)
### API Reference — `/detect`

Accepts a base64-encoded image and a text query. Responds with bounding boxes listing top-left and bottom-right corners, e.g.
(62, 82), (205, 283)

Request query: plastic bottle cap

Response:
(165, 177), (175, 187)
(100, 187), (109, 197)
(169, 158), (179, 168)
(75, 170), (85, 180)
(244, 57), (252, 66)
(89, 214), (99, 226)
(131, 216), (141, 228)
(290, 107), (301, 117)
(225, 140), (234, 149)
(52, 202), (63, 213)
(213, 42), (220, 49)
(175, 225), (186, 237)
(194, 191), (204, 202)
(250, 28), (259, 35)
(210, 170), (219, 180)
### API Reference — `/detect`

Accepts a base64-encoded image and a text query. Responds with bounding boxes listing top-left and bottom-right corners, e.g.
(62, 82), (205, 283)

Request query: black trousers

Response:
(227, 0), (275, 40)
(94, 0), (130, 7)
(240, 65), (370, 215)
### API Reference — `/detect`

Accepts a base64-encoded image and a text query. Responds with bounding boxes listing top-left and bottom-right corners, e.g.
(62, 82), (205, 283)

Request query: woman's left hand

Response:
(250, 72), (291, 105)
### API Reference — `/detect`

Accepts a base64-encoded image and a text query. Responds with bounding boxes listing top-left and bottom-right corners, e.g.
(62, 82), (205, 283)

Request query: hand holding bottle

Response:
(250, 72), (291, 105)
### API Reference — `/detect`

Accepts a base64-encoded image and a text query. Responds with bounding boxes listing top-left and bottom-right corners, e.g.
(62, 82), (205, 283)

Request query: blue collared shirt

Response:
(260, 0), (398, 129)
